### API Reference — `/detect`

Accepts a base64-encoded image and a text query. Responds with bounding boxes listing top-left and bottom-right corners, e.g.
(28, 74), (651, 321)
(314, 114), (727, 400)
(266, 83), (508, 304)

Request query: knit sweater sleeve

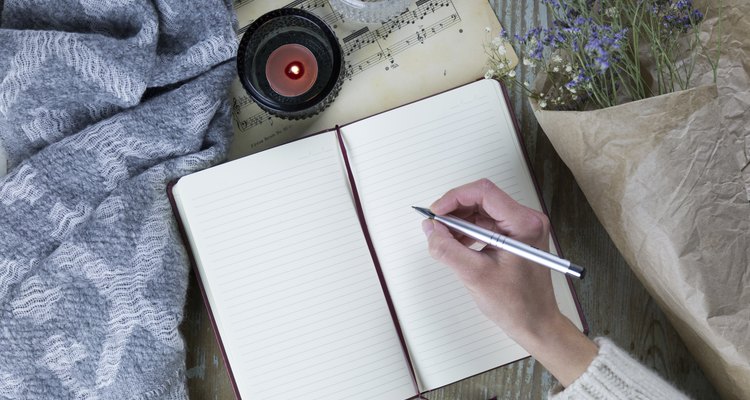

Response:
(548, 337), (690, 399)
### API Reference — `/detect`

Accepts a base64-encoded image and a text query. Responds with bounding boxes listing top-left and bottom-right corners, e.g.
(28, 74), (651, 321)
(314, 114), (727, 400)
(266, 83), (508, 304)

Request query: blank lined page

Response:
(172, 132), (415, 400)
(341, 79), (582, 391)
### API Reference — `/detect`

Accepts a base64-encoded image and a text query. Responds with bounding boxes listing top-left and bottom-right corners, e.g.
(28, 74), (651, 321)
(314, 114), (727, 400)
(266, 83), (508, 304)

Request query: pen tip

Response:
(412, 206), (435, 219)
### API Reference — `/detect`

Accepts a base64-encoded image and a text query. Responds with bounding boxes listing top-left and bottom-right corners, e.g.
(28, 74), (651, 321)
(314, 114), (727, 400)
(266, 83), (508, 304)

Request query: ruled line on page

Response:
(350, 97), (486, 148)
(245, 330), (399, 374)
(235, 299), (387, 349)
(257, 364), (411, 400)
(194, 173), (342, 227)
(204, 204), (352, 255)
(426, 340), (523, 375)
(359, 138), (504, 188)
(361, 159), (515, 216)
(231, 294), (386, 333)
(222, 271), (377, 319)
(202, 202), (351, 248)
(219, 252), (368, 298)
(204, 215), (357, 263)
(210, 236), (363, 274)
(190, 151), (334, 204)
(355, 113), (497, 174)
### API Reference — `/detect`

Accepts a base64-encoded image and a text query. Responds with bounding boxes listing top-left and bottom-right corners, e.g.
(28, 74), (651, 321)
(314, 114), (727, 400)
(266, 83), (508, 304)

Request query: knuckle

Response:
(522, 210), (550, 237)
(477, 178), (495, 192)
(428, 237), (450, 261)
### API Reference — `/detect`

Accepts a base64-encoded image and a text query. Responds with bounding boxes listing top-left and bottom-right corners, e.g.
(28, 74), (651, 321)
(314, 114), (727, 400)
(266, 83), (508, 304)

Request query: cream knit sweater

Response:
(549, 338), (690, 399)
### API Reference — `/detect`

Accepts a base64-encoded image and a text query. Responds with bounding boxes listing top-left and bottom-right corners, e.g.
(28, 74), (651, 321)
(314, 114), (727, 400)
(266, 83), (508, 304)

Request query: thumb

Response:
(423, 220), (487, 272)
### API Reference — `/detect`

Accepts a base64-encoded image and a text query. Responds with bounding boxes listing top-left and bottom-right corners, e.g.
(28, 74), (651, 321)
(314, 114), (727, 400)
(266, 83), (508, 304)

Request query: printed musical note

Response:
(231, 95), (254, 118)
(343, 28), (380, 56)
(283, 0), (325, 9)
(238, 112), (273, 132)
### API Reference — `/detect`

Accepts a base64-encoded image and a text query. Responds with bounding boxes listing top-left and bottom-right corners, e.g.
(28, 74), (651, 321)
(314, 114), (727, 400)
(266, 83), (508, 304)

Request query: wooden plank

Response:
(181, 1), (720, 398)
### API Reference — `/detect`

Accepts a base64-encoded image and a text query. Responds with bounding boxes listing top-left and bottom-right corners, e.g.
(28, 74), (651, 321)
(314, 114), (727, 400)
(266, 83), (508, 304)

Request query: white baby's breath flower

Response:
(497, 62), (506, 69)
(553, 66), (560, 72)
(508, 70), (516, 78)
(565, 65), (573, 73)
(552, 54), (563, 63)
(524, 81), (530, 87)
(497, 45), (507, 55)
(605, 7), (618, 17)
(539, 100), (547, 108)
(484, 69), (495, 79)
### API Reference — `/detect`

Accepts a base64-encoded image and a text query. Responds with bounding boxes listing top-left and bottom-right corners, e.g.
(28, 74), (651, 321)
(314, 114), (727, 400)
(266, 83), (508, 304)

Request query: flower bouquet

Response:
(486, 1), (750, 398)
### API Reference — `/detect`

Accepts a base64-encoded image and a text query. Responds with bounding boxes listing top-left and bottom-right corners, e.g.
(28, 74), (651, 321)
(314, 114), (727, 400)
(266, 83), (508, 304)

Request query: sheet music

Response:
(228, 0), (516, 159)
(340, 79), (582, 390)
(172, 132), (415, 400)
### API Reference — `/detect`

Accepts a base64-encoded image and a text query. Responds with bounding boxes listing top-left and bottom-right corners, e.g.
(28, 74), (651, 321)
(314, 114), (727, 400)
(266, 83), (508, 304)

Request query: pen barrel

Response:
(434, 214), (584, 279)
(495, 235), (577, 277)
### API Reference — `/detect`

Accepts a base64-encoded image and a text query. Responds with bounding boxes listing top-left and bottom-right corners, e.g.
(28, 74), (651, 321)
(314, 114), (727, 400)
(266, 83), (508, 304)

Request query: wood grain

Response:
(181, 1), (720, 398)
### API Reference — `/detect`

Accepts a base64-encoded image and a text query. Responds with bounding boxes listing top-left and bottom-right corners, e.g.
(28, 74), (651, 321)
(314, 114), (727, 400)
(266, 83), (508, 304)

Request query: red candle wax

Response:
(265, 44), (318, 97)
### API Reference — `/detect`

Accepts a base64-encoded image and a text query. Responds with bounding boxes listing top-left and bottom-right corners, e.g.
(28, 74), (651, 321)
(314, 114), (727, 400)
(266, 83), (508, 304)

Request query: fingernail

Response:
(421, 220), (434, 237)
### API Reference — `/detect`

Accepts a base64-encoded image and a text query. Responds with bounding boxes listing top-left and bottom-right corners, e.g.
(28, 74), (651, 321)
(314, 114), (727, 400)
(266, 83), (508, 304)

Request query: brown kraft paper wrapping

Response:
(529, 1), (750, 397)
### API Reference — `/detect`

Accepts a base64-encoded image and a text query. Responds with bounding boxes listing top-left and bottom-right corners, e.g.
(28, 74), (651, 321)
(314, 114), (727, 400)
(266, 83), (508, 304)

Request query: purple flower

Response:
(584, 24), (628, 72)
(650, 0), (704, 33)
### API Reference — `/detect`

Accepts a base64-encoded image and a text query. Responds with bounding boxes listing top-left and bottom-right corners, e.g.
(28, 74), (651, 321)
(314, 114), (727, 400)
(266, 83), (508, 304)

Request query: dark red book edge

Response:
(167, 78), (588, 399)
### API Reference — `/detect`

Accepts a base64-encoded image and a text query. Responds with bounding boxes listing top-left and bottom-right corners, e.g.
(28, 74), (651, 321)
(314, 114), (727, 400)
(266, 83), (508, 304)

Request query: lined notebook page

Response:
(341, 79), (582, 391)
(172, 132), (415, 400)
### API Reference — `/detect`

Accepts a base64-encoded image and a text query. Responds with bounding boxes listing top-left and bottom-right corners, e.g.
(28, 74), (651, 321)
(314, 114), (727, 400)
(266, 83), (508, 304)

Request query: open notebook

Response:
(170, 79), (585, 399)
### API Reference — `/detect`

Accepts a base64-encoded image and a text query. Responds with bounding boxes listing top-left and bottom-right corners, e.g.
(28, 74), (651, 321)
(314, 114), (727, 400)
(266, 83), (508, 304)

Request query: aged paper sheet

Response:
(227, 0), (515, 159)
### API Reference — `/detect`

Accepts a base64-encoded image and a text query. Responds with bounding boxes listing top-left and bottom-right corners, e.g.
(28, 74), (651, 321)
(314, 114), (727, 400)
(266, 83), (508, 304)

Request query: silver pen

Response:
(413, 206), (585, 279)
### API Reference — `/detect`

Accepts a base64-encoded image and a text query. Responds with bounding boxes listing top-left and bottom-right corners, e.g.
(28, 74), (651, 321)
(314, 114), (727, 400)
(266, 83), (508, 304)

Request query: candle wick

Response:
(285, 61), (305, 80)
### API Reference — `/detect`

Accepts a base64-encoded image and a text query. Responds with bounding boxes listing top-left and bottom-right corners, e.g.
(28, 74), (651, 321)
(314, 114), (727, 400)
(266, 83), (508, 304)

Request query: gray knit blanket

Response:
(0, 1), (237, 398)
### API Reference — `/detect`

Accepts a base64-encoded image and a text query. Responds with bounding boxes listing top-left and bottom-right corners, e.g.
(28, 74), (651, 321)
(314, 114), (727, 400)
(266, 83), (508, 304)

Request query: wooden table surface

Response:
(180, 1), (720, 398)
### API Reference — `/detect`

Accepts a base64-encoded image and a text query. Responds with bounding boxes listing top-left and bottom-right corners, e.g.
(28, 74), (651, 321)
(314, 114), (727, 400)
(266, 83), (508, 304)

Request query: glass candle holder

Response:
(237, 8), (344, 120)
(328, 0), (411, 23)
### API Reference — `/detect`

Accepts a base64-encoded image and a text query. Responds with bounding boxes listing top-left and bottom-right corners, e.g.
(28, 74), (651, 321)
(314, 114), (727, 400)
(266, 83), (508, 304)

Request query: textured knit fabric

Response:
(0, 1), (237, 398)
(549, 338), (690, 399)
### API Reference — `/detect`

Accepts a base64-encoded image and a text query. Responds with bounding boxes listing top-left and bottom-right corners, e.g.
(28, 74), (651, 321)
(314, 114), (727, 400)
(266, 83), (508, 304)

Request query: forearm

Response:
(510, 313), (597, 387)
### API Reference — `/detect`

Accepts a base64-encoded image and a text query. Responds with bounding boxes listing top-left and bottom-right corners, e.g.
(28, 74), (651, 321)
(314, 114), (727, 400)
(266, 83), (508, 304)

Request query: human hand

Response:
(422, 178), (596, 386)
(422, 178), (558, 338)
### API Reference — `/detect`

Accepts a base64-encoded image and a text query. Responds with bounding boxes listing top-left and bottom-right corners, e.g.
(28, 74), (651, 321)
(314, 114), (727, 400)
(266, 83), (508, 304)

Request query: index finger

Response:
(430, 178), (525, 222)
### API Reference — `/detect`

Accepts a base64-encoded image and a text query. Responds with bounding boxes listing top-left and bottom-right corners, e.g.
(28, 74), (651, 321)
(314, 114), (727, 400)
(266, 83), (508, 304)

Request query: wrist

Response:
(513, 313), (598, 387)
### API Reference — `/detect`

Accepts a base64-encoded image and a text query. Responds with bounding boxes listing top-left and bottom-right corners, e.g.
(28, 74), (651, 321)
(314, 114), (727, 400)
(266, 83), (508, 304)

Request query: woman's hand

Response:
(422, 179), (597, 387)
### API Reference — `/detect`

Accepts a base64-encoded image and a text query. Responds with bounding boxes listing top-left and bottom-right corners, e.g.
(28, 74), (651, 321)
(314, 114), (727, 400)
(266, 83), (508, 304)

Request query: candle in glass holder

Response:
(265, 44), (318, 97)
(237, 8), (344, 120)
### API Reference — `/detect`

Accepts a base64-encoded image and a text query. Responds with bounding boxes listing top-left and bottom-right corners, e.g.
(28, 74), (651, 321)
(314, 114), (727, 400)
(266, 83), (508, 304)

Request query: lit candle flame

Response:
(285, 61), (305, 80)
